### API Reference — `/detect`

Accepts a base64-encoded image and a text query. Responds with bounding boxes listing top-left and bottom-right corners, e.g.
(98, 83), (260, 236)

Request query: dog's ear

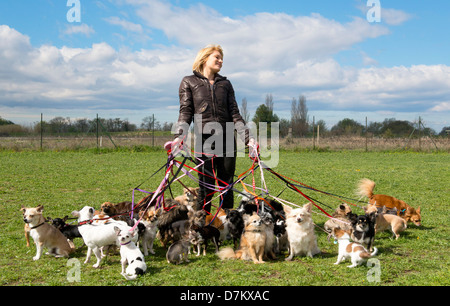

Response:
(114, 226), (121, 236)
(416, 206), (421, 214)
(63, 215), (69, 222)
(36, 205), (44, 213)
(283, 205), (292, 215)
(20, 205), (26, 213)
(71, 210), (80, 217)
(303, 202), (312, 213)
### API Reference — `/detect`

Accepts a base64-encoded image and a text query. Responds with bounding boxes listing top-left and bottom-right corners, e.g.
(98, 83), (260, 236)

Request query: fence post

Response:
(312, 116), (315, 150)
(40, 113), (43, 151)
(365, 116), (368, 152)
(96, 114), (99, 152)
(418, 116), (422, 151)
(152, 113), (155, 147)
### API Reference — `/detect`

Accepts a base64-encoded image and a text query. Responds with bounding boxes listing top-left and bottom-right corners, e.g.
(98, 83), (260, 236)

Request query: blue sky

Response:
(0, 0), (449, 131)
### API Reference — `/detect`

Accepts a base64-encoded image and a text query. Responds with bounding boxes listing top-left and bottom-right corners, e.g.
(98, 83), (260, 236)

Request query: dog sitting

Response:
(237, 195), (285, 222)
(139, 208), (158, 256)
(174, 187), (199, 209)
(166, 239), (191, 264)
(350, 213), (376, 252)
(49, 216), (82, 243)
(114, 226), (147, 280)
(156, 200), (190, 247)
(357, 178), (422, 226)
(324, 203), (357, 234)
(205, 208), (230, 241)
(274, 219), (288, 254)
(365, 203), (407, 240)
(72, 206), (137, 268)
(189, 223), (220, 256)
(21, 205), (75, 260)
(333, 228), (378, 268)
(218, 212), (267, 264)
(225, 209), (245, 249)
(284, 203), (320, 260)
(260, 211), (277, 260)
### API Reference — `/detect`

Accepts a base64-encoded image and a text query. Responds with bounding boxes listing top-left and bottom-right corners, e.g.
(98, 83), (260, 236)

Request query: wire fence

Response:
(1, 133), (449, 152)
(1, 114), (449, 152)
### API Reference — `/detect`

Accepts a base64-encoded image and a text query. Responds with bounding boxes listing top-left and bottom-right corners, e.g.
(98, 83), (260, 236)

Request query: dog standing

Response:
(218, 213), (267, 264)
(284, 203), (320, 260)
(22, 206), (75, 260)
(357, 178), (422, 226)
(365, 203), (407, 240)
(72, 206), (136, 268)
(333, 228), (378, 268)
(189, 224), (220, 256)
(115, 226), (147, 280)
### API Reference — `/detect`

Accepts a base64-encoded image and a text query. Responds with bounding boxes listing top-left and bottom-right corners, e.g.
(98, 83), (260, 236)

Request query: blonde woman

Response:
(173, 44), (257, 212)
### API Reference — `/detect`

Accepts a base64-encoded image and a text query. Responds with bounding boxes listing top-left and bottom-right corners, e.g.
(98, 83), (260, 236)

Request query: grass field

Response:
(0, 150), (448, 286)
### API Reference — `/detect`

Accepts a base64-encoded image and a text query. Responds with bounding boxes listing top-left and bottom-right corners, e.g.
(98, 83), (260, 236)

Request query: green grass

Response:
(0, 151), (449, 286)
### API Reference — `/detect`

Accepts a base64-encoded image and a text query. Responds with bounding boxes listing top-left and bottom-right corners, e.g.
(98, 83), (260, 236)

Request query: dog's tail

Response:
(360, 247), (378, 259)
(357, 178), (376, 199)
(217, 247), (237, 260)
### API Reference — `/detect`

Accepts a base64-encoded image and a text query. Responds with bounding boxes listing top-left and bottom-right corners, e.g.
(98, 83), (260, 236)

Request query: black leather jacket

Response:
(175, 71), (251, 144)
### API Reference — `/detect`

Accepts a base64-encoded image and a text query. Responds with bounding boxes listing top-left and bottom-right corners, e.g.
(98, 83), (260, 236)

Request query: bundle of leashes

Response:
(128, 139), (366, 233)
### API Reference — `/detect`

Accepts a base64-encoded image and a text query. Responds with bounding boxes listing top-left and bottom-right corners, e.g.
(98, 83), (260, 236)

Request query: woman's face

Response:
(204, 50), (223, 74)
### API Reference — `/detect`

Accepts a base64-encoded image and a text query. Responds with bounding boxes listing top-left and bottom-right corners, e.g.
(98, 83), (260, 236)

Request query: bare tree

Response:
(291, 95), (309, 137)
(240, 98), (250, 123)
(265, 93), (273, 113)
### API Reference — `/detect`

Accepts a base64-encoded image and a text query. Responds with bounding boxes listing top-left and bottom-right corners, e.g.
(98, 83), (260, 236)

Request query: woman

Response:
(172, 44), (257, 212)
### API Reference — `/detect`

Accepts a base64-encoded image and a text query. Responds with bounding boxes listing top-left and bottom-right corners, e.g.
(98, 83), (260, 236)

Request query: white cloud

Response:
(104, 16), (143, 33)
(0, 1), (449, 131)
(63, 23), (95, 36)
(381, 8), (413, 26)
(430, 102), (450, 112)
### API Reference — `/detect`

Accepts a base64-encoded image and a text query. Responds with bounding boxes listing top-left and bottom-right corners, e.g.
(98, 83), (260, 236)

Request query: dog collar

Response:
(120, 241), (131, 246)
(30, 223), (45, 230)
(245, 229), (262, 233)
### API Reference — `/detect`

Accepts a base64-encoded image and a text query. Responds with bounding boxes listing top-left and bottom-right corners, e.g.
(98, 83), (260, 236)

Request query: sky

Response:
(0, 0), (449, 132)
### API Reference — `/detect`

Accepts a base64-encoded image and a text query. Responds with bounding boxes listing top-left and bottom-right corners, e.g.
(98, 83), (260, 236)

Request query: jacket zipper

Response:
(208, 79), (219, 122)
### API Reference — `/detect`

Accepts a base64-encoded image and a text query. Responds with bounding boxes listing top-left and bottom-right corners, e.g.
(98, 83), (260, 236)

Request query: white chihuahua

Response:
(284, 202), (321, 260)
(115, 226), (147, 280)
(72, 206), (136, 268)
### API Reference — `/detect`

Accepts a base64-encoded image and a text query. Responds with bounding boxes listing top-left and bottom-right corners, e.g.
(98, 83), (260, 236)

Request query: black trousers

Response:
(195, 134), (236, 212)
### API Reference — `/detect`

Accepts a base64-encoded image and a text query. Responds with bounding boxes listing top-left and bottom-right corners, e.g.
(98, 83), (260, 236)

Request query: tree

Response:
(380, 118), (413, 137)
(291, 95), (308, 137)
(240, 98), (250, 123)
(0, 117), (14, 125)
(265, 94), (273, 112)
(331, 118), (364, 136)
(141, 116), (157, 131)
(252, 104), (279, 135)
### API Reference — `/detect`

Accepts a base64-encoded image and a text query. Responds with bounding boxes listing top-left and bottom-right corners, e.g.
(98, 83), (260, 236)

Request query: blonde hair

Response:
(192, 44), (223, 73)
